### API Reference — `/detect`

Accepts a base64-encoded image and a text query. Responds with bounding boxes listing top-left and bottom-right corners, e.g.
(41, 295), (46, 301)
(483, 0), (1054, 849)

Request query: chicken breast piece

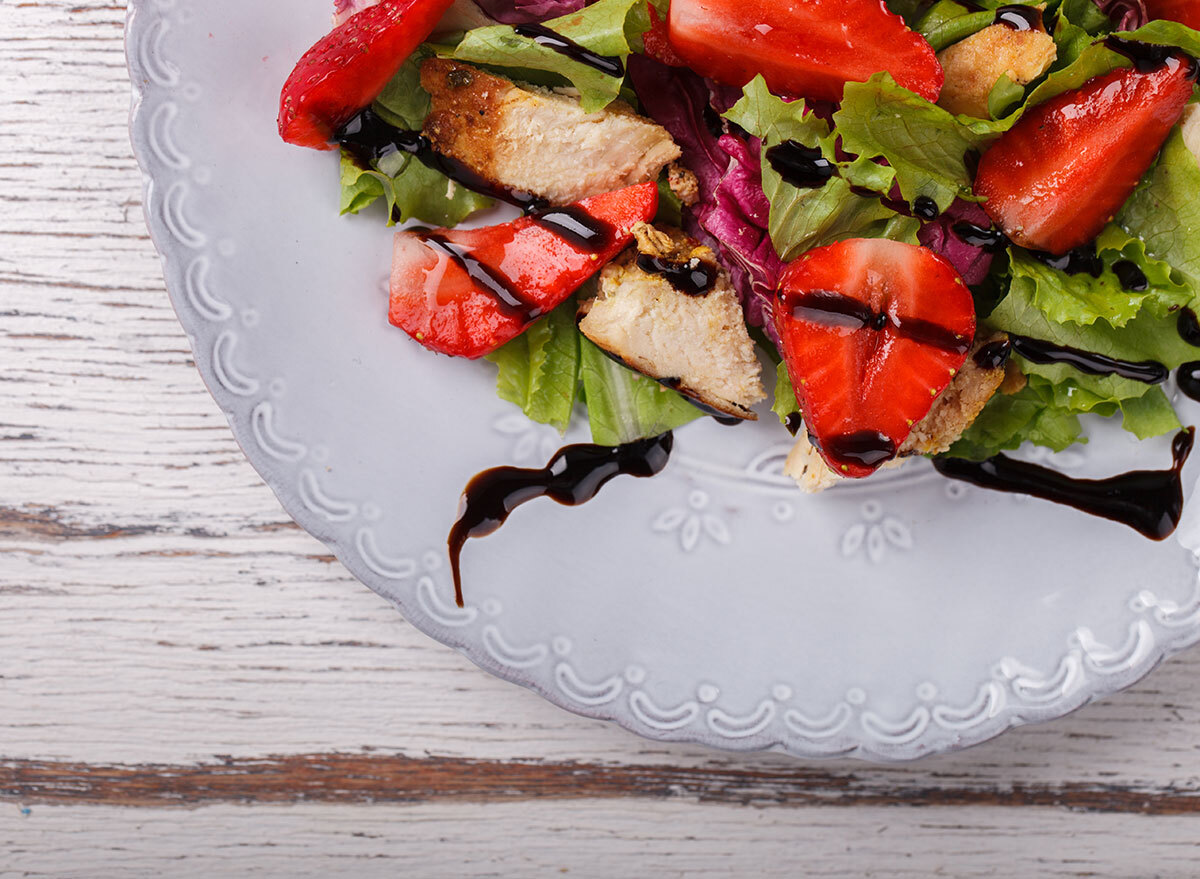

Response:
(937, 24), (1057, 118)
(578, 223), (767, 420)
(421, 59), (681, 206)
(783, 335), (1010, 492)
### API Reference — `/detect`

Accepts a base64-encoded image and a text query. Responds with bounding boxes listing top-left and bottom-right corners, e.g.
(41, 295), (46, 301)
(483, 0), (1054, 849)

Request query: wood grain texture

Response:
(5, 0), (1200, 875)
(5, 802), (1199, 879)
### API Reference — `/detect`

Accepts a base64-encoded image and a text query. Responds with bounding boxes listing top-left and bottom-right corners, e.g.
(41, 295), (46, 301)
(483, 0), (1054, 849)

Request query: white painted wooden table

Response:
(4, 3), (1200, 876)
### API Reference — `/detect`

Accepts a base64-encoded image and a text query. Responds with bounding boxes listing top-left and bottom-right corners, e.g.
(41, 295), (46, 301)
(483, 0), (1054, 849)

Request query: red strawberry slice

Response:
(278, 0), (455, 150)
(774, 239), (975, 478)
(642, 4), (688, 68)
(1145, 0), (1200, 28)
(390, 182), (658, 359)
(974, 52), (1197, 255)
(665, 0), (943, 103)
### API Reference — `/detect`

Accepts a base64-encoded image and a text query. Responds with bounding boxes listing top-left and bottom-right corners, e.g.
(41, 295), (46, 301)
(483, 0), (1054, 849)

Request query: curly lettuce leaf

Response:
(448, 0), (662, 112)
(833, 74), (1008, 211)
(947, 377), (1085, 460)
(1118, 126), (1200, 291)
(1008, 224), (1192, 328)
(485, 303), (581, 433)
(579, 336), (703, 445)
(724, 77), (901, 260)
(986, 277), (1193, 437)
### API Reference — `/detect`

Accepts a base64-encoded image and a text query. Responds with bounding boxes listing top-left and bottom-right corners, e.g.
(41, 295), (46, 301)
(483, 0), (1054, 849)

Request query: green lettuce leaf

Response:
(833, 73), (1010, 211)
(771, 360), (798, 425)
(985, 277), (1194, 439)
(448, 0), (661, 112)
(724, 76), (902, 260)
(946, 377), (1085, 460)
(485, 303), (581, 433)
(579, 336), (702, 445)
(1008, 224), (1192, 328)
(1118, 126), (1200, 291)
(339, 49), (493, 225)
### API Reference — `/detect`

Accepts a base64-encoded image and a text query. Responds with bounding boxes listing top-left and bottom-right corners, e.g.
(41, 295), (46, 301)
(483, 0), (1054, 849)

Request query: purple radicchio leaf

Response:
(471, 0), (588, 25)
(332, 0), (380, 27)
(917, 199), (995, 286)
(629, 56), (784, 343)
(1095, 0), (1148, 30)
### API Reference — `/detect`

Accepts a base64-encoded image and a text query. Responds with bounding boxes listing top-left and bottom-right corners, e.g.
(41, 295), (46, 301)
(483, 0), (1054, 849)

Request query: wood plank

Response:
(4, 753), (1200, 813)
(5, 801), (1200, 878)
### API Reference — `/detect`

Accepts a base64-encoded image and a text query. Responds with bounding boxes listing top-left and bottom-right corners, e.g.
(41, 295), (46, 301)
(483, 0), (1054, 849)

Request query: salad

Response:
(279, 0), (1200, 600)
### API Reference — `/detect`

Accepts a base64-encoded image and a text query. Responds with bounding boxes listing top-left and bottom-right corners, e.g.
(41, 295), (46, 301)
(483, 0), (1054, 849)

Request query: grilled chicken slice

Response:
(578, 223), (766, 421)
(421, 59), (681, 206)
(783, 335), (1010, 491)
(937, 22), (1056, 118)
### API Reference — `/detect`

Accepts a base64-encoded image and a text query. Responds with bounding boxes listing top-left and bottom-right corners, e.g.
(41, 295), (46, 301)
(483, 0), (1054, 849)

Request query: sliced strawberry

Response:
(974, 52), (1197, 254)
(1145, 0), (1200, 28)
(665, 0), (943, 103)
(279, 0), (455, 150)
(774, 239), (975, 478)
(642, 4), (688, 68)
(390, 182), (658, 359)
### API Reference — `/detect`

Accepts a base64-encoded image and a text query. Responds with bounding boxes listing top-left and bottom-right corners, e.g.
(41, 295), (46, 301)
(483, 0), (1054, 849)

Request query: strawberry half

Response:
(278, 0), (455, 150)
(390, 182), (659, 359)
(665, 0), (943, 103)
(974, 49), (1197, 255)
(1145, 0), (1200, 29)
(774, 239), (975, 478)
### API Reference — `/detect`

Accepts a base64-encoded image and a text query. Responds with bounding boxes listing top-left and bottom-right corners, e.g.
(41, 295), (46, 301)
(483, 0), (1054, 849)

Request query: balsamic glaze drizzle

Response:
(785, 290), (970, 355)
(934, 428), (1195, 541)
(994, 5), (1042, 30)
(1029, 246), (1104, 278)
(766, 141), (838, 189)
(1008, 334), (1168, 384)
(418, 232), (542, 323)
(1178, 308), (1200, 346)
(635, 253), (718, 296)
(447, 433), (674, 606)
(1112, 259), (1150, 292)
(513, 23), (625, 78)
(1178, 363), (1200, 402)
(1104, 36), (1198, 76)
(534, 205), (614, 251)
(823, 431), (898, 470)
(784, 412), (804, 437)
(973, 337), (1013, 370)
(951, 221), (1008, 252)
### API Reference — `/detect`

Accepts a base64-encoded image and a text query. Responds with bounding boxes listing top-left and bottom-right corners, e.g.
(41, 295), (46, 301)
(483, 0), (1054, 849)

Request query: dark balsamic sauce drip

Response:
(336, 109), (551, 214)
(513, 23), (625, 77)
(785, 290), (971, 354)
(784, 412), (804, 437)
(973, 337), (1013, 370)
(1112, 259), (1149, 292)
(1104, 36), (1198, 77)
(912, 195), (940, 221)
(447, 433), (674, 606)
(1029, 246), (1104, 278)
(934, 428), (1195, 541)
(1178, 308), (1200, 347)
(1178, 363), (1200, 401)
(994, 5), (1042, 30)
(951, 221), (1009, 252)
(533, 205), (613, 251)
(824, 431), (898, 470)
(635, 253), (717, 296)
(766, 141), (838, 188)
(1009, 334), (1167, 384)
(417, 231), (542, 323)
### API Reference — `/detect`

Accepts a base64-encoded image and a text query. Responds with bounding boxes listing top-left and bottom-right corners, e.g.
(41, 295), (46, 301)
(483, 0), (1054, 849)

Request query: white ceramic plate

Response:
(127, 0), (1200, 760)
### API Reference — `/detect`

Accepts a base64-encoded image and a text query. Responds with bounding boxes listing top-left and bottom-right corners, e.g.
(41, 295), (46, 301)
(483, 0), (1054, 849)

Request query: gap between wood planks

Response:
(2, 754), (1196, 813)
